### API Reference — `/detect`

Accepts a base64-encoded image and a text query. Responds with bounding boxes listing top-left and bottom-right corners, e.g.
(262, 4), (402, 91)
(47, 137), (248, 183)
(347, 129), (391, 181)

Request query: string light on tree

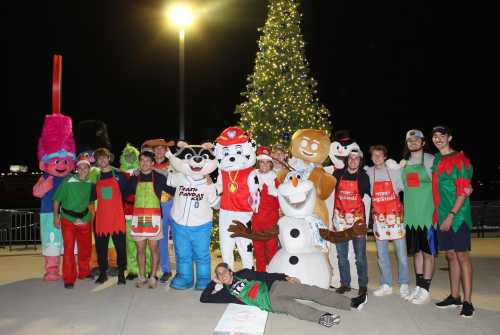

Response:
(235, 0), (331, 146)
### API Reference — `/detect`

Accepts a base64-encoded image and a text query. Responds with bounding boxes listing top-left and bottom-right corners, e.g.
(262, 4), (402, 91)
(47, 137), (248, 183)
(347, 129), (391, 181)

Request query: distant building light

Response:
(9, 165), (28, 173)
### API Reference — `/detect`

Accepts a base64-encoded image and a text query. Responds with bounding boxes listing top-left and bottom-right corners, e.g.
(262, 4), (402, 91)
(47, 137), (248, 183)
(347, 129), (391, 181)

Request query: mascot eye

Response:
(296, 174), (302, 180)
(55, 160), (60, 164)
(310, 143), (318, 151)
(185, 154), (192, 160)
(236, 151), (242, 155)
(202, 154), (209, 159)
(224, 152), (229, 157)
(300, 139), (308, 148)
(64, 160), (68, 165)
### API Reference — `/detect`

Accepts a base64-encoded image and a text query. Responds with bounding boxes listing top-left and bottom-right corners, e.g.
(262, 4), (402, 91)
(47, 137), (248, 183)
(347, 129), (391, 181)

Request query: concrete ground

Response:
(1, 238), (499, 335)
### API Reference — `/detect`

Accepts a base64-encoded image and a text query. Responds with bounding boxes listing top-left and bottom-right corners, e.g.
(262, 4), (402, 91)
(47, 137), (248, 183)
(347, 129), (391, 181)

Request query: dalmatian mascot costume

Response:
(165, 141), (219, 290)
(215, 127), (257, 270)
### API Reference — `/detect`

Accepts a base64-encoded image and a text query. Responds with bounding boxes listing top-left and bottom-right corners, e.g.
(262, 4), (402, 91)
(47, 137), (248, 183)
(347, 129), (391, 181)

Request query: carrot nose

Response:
(291, 176), (299, 187)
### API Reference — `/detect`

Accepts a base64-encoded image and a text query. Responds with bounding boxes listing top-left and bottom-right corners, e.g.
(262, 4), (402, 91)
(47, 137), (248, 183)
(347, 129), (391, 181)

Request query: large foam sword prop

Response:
(52, 54), (62, 115)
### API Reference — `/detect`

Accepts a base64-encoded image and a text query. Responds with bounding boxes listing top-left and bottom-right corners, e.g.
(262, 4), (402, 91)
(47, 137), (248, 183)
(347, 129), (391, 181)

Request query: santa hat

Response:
(76, 153), (92, 167)
(216, 126), (250, 146)
(256, 145), (272, 161)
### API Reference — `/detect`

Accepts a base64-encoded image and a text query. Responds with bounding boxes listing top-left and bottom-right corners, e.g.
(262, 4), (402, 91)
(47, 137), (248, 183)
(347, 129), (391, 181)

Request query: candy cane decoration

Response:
(52, 54), (62, 115)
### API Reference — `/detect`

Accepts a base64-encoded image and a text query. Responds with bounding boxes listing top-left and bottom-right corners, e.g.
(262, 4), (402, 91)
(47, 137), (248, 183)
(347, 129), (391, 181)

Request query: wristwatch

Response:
(449, 211), (456, 216)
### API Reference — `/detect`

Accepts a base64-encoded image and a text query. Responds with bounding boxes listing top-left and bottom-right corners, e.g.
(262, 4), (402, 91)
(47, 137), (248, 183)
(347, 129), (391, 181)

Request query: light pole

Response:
(169, 4), (193, 140)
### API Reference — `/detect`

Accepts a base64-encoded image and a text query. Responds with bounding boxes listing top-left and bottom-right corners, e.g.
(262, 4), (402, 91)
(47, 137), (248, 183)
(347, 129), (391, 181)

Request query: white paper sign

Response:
(213, 303), (268, 335)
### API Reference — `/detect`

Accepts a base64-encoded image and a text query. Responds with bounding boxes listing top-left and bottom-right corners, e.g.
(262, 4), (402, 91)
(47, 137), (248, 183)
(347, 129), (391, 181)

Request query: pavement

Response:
(1, 238), (499, 335)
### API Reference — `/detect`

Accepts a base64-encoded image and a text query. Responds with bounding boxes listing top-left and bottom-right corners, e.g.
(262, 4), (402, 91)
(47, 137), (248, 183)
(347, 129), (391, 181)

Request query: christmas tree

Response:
(236, 0), (331, 146)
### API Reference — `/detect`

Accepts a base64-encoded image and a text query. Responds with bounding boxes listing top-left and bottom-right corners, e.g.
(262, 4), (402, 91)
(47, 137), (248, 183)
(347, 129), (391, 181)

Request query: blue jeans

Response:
(375, 238), (410, 286)
(159, 200), (174, 273)
(335, 237), (368, 288)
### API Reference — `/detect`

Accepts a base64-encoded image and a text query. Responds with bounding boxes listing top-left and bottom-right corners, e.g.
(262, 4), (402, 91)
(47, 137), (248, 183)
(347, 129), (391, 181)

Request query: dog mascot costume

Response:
(215, 127), (257, 270)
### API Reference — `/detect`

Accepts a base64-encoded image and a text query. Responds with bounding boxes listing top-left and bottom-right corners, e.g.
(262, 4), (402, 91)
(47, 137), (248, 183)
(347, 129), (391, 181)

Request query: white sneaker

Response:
(373, 284), (393, 297)
(405, 286), (420, 301)
(400, 284), (410, 298)
(411, 288), (431, 305)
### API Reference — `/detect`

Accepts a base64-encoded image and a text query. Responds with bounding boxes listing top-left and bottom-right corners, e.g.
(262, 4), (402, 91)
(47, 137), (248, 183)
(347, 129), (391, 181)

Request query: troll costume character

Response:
(33, 55), (76, 281)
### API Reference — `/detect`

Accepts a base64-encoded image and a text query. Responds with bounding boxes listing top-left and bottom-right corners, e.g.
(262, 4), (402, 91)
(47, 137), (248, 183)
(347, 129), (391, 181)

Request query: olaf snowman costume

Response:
(267, 170), (331, 289)
(215, 127), (257, 270)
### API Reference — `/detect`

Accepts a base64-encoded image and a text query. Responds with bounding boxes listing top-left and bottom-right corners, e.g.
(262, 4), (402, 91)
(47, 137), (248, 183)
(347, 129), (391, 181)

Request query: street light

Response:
(169, 4), (194, 140)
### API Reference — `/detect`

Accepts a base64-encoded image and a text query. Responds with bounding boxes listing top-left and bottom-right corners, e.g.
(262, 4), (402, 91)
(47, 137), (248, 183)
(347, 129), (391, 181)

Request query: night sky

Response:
(7, 1), (493, 179)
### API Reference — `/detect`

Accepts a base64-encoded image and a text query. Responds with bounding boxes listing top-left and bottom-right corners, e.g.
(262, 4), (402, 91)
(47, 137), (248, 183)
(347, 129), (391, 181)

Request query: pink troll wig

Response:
(37, 55), (76, 167)
(37, 114), (76, 162)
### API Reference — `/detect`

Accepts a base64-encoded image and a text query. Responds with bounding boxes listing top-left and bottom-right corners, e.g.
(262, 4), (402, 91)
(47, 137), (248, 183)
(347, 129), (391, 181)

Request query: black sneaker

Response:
(64, 283), (74, 289)
(117, 272), (126, 285)
(159, 272), (172, 283)
(460, 301), (475, 318)
(351, 294), (368, 311)
(95, 272), (108, 284)
(435, 295), (462, 309)
(126, 273), (138, 281)
(318, 313), (341, 327)
(107, 267), (118, 277)
(358, 286), (368, 296)
(335, 286), (351, 294)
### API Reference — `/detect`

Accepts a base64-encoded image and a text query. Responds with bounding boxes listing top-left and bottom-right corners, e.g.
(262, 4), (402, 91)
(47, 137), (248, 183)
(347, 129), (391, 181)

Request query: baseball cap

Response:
(431, 125), (451, 136)
(348, 148), (364, 158)
(406, 129), (425, 140)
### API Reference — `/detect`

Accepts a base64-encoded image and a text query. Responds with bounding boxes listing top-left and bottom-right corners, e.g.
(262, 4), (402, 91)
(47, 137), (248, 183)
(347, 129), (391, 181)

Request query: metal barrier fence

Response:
(0, 208), (40, 251)
(0, 201), (499, 252)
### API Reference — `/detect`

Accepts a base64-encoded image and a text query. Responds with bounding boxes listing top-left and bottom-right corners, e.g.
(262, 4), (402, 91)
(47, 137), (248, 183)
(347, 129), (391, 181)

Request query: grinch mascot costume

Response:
(119, 143), (152, 279)
(33, 55), (76, 281)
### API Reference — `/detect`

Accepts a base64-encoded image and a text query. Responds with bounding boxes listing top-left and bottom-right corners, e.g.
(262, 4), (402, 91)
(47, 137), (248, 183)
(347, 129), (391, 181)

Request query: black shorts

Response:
(437, 223), (471, 252)
(406, 226), (437, 255)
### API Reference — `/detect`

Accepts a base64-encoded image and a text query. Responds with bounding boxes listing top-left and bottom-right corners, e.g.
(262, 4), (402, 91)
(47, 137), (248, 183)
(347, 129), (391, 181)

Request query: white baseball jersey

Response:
(167, 173), (219, 226)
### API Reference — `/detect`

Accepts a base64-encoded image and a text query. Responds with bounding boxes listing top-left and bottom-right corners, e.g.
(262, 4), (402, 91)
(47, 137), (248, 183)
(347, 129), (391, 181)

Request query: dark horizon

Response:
(7, 1), (494, 178)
